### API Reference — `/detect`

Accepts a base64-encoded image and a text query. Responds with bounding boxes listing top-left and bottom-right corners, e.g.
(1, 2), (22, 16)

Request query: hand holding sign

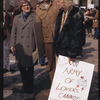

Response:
(48, 55), (94, 100)
(68, 58), (75, 65)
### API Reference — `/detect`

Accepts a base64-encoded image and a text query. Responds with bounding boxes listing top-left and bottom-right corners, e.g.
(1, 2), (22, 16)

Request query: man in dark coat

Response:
(54, 0), (86, 64)
(10, 0), (37, 94)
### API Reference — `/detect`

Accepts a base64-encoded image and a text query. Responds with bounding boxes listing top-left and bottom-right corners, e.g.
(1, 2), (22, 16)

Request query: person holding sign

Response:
(53, 0), (86, 64)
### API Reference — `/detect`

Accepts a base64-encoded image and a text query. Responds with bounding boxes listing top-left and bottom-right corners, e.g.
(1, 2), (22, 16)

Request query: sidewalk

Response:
(3, 36), (98, 100)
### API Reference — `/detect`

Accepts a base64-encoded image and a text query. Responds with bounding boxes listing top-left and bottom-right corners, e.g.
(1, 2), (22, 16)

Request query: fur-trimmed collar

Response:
(59, 6), (82, 20)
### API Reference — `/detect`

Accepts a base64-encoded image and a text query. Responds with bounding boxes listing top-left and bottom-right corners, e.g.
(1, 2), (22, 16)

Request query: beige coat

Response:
(36, 0), (59, 43)
(90, 9), (98, 28)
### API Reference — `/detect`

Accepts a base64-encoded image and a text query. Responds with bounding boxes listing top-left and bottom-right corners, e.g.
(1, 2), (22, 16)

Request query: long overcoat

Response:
(35, 0), (59, 43)
(54, 7), (86, 58)
(10, 12), (37, 68)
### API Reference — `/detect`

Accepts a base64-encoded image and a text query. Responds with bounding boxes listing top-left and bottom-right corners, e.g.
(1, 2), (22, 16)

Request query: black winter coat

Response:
(54, 6), (86, 58)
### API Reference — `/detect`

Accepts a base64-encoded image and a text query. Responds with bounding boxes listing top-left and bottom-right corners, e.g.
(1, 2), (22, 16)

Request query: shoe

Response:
(3, 68), (9, 73)
(41, 62), (48, 66)
(80, 54), (83, 57)
(93, 37), (95, 39)
(41, 64), (45, 66)
(45, 62), (48, 65)
(21, 88), (34, 94)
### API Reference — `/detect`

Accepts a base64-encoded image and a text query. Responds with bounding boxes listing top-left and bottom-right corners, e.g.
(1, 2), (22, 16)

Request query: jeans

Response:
(94, 28), (98, 39)
(39, 56), (45, 65)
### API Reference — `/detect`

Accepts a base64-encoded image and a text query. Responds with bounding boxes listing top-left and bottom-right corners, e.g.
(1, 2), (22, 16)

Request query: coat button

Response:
(27, 36), (29, 38)
(27, 45), (29, 47)
(21, 36), (23, 38)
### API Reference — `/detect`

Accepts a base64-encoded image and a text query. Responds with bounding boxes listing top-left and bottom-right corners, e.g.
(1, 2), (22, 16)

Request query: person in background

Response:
(3, 7), (14, 72)
(85, 9), (93, 37)
(88, 7), (98, 39)
(54, 0), (86, 64)
(36, 0), (59, 83)
(3, 10), (10, 40)
(3, 6), (14, 41)
(13, 6), (22, 17)
(3, 9), (11, 73)
(10, 0), (37, 95)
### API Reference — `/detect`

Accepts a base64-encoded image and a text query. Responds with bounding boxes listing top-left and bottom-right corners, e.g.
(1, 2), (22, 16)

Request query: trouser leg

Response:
(39, 56), (45, 65)
(45, 43), (56, 83)
(94, 28), (98, 39)
(18, 67), (34, 91)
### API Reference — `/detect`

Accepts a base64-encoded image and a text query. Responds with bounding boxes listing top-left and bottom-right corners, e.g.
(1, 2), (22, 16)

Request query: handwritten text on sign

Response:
(48, 55), (94, 100)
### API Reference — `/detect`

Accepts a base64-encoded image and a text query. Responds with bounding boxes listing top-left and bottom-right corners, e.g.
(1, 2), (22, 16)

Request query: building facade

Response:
(73, 0), (99, 8)
(4, 0), (38, 10)
(4, 0), (99, 10)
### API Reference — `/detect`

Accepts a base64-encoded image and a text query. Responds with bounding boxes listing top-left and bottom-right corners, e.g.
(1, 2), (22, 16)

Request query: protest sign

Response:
(48, 55), (94, 100)
(88, 4), (94, 8)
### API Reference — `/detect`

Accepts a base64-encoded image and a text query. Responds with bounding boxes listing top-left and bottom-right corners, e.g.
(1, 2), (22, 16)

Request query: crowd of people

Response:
(3, 0), (98, 98)
(83, 6), (99, 39)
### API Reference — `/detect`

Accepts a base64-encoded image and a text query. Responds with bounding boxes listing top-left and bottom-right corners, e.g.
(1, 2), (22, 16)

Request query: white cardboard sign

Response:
(88, 4), (94, 8)
(48, 55), (94, 100)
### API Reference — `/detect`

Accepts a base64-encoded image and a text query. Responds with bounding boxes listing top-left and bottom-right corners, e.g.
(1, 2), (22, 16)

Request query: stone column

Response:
(3, 0), (5, 10)
(87, 0), (92, 8)
(73, 0), (79, 5)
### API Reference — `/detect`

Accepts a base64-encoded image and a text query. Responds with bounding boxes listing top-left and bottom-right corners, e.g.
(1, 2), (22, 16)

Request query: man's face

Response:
(57, 0), (63, 10)
(22, 3), (31, 13)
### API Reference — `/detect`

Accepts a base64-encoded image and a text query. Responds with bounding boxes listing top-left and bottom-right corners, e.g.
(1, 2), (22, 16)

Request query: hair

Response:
(87, 9), (90, 11)
(61, 0), (74, 10)
(20, 0), (32, 10)
(7, 6), (14, 12)
(95, 6), (99, 10)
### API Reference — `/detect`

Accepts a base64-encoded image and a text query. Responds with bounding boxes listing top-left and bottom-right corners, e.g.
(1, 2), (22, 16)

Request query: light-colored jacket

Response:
(90, 9), (98, 28)
(36, 0), (59, 43)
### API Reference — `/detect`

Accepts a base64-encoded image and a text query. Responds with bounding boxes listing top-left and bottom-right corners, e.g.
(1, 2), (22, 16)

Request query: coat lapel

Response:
(23, 13), (35, 29)
(18, 13), (25, 27)
(56, 11), (70, 43)
(18, 13), (35, 29)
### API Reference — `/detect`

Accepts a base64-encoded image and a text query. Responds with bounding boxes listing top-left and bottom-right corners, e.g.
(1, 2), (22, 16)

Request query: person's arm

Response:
(68, 58), (75, 65)
(35, 7), (41, 23)
(88, 10), (98, 20)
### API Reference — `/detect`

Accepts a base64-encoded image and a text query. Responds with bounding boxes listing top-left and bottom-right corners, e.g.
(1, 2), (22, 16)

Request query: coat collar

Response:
(57, 6), (79, 20)
(18, 12), (35, 29)
(55, 6), (80, 42)
(58, 6), (79, 25)
(38, 1), (53, 10)
(68, 6), (79, 18)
